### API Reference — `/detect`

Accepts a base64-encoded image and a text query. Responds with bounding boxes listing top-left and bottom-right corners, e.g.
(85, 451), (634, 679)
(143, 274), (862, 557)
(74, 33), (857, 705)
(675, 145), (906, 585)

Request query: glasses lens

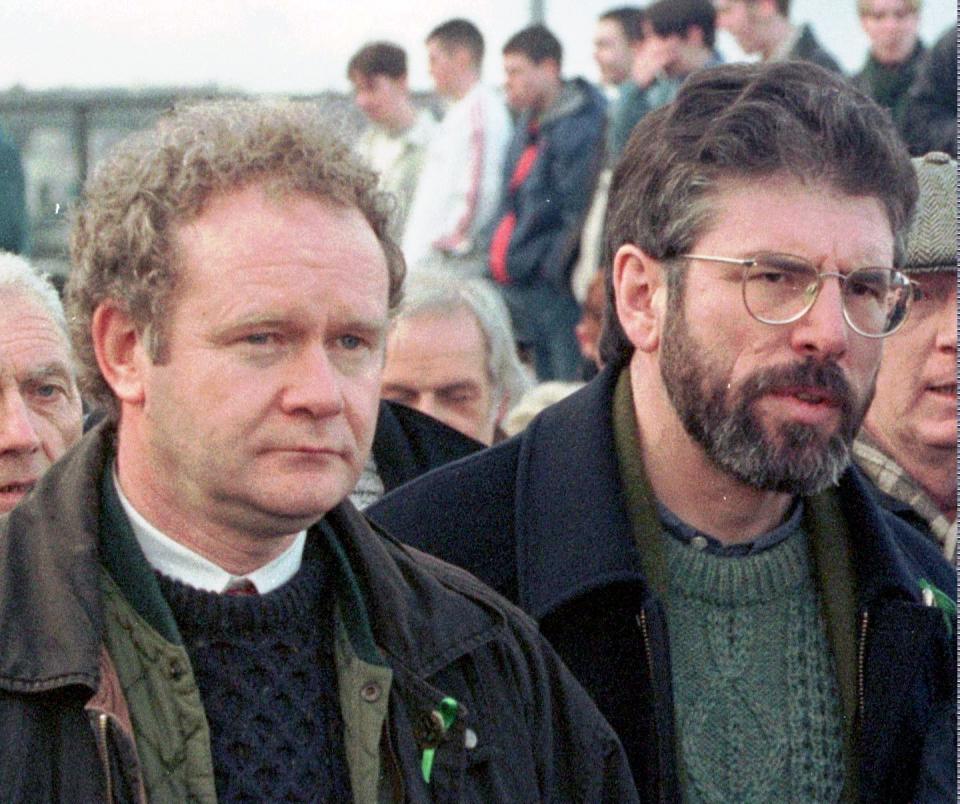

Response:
(843, 268), (912, 336)
(742, 254), (819, 324)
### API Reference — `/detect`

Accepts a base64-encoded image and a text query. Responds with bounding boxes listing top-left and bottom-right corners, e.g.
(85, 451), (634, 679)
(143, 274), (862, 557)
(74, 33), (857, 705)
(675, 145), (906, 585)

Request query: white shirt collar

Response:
(112, 467), (306, 594)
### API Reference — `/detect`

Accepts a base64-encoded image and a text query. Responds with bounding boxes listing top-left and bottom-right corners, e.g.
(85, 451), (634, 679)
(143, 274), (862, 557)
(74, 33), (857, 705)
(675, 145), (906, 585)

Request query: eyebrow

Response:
(21, 361), (77, 394)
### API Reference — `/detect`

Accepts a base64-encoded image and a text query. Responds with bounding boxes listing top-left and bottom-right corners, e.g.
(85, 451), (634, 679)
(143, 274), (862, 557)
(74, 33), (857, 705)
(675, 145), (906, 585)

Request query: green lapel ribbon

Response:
(421, 697), (459, 784)
(918, 578), (956, 637)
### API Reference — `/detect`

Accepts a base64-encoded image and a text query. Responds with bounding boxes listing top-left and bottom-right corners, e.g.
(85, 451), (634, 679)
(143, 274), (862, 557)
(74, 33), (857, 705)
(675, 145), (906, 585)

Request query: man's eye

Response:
(33, 383), (64, 399)
(243, 333), (277, 346)
(339, 334), (366, 350)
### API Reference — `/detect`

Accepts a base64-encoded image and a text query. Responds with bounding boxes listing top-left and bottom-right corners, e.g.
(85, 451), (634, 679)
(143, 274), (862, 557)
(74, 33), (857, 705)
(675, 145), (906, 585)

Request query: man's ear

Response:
(613, 244), (668, 353)
(91, 301), (148, 406)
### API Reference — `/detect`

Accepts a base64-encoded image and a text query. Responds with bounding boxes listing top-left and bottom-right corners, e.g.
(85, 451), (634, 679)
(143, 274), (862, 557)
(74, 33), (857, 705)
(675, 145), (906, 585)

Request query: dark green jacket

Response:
(0, 422), (638, 802)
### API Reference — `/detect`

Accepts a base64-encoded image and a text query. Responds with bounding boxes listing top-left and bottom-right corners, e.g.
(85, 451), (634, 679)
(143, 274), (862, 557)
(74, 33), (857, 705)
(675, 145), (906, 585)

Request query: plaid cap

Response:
(903, 151), (957, 274)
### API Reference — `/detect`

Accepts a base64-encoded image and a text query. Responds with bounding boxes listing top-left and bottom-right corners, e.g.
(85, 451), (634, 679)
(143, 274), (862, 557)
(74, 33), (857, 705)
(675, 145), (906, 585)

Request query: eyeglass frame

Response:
(674, 252), (915, 338)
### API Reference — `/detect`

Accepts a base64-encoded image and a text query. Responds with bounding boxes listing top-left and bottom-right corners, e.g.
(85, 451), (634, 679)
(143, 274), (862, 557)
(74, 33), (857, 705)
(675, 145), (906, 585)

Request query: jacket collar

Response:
(0, 420), (500, 693)
(513, 365), (648, 619)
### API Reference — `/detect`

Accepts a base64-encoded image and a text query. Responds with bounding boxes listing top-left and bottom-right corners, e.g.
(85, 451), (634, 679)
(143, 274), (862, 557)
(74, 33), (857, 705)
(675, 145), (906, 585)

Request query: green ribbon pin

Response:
(421, 697), (459, 784)
(919, 578), (956, 637)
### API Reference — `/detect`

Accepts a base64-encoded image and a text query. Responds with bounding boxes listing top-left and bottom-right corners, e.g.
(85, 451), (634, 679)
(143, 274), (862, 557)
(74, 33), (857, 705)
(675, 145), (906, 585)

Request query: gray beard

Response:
(659, 303), (874, 495)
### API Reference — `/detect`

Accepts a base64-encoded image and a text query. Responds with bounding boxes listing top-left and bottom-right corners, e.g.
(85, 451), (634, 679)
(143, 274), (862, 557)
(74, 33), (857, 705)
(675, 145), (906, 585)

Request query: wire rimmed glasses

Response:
(676, 252), (914, 338)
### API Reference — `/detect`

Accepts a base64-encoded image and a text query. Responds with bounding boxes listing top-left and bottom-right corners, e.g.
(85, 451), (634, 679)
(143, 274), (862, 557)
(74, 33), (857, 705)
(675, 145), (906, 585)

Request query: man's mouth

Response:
(0, 481), (35, 496)
(927, 383), (956, 397)
(770, 387), (840, 407)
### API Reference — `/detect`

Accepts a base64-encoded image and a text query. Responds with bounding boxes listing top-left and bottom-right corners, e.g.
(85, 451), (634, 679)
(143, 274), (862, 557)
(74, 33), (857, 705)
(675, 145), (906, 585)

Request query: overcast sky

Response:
(2, 0), (955, 95)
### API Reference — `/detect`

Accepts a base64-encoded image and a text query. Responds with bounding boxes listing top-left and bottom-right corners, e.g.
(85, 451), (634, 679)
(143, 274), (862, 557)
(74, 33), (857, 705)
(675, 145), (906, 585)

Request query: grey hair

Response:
(0, 251), (71, 346)
(393, 272), (533, 408)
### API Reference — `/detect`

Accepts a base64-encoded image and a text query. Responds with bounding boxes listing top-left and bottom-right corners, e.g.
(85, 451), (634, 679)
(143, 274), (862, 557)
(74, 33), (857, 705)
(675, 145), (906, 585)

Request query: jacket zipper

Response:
(856, 610), (869, 720)
(95, 712), (114, 803)
(636, 609), (667, 804)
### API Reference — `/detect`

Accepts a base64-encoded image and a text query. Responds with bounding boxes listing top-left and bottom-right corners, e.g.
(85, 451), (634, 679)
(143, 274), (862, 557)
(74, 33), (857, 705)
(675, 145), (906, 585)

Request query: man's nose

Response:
(0, 391), (42, 455)
(789, 277), (850, 358)
(280, 345), (346, 418)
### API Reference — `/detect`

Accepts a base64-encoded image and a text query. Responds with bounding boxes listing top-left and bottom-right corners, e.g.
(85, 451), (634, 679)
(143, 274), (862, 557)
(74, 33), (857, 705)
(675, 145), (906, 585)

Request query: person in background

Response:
(902, 25), (957, 158)
(594, 6), (646, 94)
(852, 0), (925, 129)
(489, 24), (606, 381)
(381, 272), (531, 446)
(0, 99), (638, 802)
(855, 151), (957, 559)
(609, 0), (721, 158)
(714, 0), (843, 72)
(401, 19), (511, 279)
(575, 271), (607, 378)
(0, 126), (28, 255)
(348, 41), (435, 239)
(0, 251), (82, 514)
(573, 6), (646, 305)
(371, 62), (955, 801)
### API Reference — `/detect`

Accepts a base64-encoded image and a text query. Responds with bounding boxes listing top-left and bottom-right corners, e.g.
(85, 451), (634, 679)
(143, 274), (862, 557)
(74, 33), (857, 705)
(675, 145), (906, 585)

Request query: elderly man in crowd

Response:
(855, 151), (957, 559)
(0, 252), (82, 513)
(371, 62), (956, 802)
(381, 272), (530, 446)
(0, 99), (637, 802)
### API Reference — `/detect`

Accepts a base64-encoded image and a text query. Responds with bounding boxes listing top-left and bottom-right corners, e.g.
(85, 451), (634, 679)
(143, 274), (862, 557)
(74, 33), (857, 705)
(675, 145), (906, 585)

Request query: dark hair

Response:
(503, 24), (563, 66)
(599, 61), (918, 366)
(347, 41), (407, 81)
(645, 0), (716, 49)
(427, 18), (485, 66)
(599, 6), (646, 43)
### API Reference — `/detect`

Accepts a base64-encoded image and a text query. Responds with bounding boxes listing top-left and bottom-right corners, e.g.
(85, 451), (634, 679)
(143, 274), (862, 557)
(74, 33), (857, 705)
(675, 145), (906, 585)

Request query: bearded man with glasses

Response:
(371, 60), (956, 802)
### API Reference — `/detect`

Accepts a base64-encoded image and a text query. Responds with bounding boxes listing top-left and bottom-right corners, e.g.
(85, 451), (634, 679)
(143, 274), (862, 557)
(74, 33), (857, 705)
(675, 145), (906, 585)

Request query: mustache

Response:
(739, 360), (856, 417)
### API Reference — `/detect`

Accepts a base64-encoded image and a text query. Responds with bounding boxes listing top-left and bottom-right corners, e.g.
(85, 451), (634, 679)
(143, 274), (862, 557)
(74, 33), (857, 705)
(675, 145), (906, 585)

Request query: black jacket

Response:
(0, 422), (638, 802)
(372, 400), (483, 492)
(371, 365), (957, 802)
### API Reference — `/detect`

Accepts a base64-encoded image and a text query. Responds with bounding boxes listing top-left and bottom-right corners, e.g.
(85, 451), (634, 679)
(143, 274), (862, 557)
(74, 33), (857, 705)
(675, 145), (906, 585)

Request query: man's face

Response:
(714, 0), (764, 54)
(427, 39), (464, 99)
(594, 18), (634, 86)
(351, 72), (408, 129)
(119, 184), (389, 538)
(640, 23), (684, 77)
(0, 291), (82, 513)
(860, 0), (920, 64)
(865, 271), (956, 458)
(381, 306), (498, 445)
(502, 52), (555, 113)
(655, 177), (892, 494)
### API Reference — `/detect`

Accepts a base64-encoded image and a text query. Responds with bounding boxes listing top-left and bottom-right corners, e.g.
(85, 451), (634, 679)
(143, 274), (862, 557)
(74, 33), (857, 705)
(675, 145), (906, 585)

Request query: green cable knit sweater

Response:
(662, 528), (845, 803)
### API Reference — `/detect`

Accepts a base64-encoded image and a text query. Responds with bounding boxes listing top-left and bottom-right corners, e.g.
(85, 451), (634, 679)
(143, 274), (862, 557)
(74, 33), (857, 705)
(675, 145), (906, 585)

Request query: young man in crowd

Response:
(852, 0), (925, 128)
(489, 24), (606, 380)
(714, 0), (843, 72)
(401, 19), (510, 279)
(372, 62), (956, 802)
(348, 41), (435, 239)
(608, 0), (721, 157)
(0, 99), (638, 802)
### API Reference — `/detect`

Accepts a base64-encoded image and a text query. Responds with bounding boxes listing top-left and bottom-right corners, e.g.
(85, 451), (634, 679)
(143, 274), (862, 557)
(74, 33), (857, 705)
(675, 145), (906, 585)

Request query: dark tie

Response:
(224, 579), (259, 596)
